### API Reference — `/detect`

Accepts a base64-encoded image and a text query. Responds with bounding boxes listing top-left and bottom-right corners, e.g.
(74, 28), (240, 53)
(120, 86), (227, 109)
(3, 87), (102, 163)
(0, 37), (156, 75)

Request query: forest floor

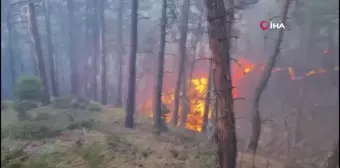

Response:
(1, 101), (286, 168)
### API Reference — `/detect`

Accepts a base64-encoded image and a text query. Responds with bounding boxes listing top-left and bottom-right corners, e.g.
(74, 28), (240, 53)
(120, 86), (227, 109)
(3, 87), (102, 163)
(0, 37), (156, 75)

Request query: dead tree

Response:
(205, 0), (237, 167)
(125, 0), (138, 128)
(247, 0), (292, 153)
(44, 0), (59, 97)
(28, 0), (50, 103)
(172, 0), (190, 126)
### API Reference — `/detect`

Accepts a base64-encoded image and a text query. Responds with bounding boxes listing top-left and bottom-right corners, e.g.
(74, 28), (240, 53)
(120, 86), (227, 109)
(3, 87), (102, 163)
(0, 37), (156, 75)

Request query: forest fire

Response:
(137, 57), (338, 132)
(138, 56), (256, 132)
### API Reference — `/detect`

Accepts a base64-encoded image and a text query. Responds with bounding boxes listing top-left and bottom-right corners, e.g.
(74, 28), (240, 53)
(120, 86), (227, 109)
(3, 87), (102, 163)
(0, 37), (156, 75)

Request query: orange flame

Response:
(137, 55), (338, 132)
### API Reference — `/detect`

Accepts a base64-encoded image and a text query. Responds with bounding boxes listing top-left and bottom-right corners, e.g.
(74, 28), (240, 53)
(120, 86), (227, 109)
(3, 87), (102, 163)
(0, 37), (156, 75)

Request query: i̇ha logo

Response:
(259, 20), (285, 31)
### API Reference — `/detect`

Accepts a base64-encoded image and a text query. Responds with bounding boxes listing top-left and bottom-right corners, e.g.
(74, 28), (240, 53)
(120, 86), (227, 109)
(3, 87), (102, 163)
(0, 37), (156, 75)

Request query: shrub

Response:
(34, 112), (52, 121)
(1, 121), (62, 140)
(87, 102), (102, 112)
(12, 101), (37, 120)
(1, 102), (7, 111)
(51, 96), (74, 109)
(14, 76), (45, 102)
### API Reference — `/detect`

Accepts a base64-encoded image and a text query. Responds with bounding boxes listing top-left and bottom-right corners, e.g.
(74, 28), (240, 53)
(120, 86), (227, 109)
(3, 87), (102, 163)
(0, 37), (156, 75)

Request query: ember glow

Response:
(137, 56), (338, 132)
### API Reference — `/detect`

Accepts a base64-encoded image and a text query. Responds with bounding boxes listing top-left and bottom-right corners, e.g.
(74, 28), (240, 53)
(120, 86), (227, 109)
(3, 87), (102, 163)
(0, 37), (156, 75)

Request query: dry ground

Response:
(1, 104), (285, 168)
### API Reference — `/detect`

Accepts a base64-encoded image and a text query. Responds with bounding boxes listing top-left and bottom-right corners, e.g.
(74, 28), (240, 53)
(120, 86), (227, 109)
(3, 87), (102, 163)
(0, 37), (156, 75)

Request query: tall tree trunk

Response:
(28, 0), (50, 103)
(98, 0), (107, 105)
(7, 21), (16, 87)
(247, 0), (291, 153)
(6, 7), (17, 87)
(172, 0), (190, 126)
(67, 0), (78, 97)
(84, 0), (92, 98)
(116, 0), (124, 106)
(205, 0), (237, 167)
(125, 0), (138, 128)
(202, 63), (212, 132)
(325, 25), (337, 86)
(92, 1), (99, 100)
(153, 0), (167, 134)
(44, 0), (59, 97)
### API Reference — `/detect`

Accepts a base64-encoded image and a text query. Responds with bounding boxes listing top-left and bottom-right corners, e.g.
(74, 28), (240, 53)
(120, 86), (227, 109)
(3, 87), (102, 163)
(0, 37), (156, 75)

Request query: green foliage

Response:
(14, 76), (45, 102)
(1, 102), (8, 111)
(51, 97), (74, 109)
(34, 112), (52, 121)
(1, 121), (62, 140)
(12, 101), (38, 120)
(87, 102), (102, 112)
(52, 97), (102, 112)
(1, 145), (73, 168)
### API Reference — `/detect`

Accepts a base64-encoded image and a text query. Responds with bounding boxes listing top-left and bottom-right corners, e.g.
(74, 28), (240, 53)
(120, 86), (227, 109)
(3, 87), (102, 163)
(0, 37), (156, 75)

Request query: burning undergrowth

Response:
(137, 56), (338, 132)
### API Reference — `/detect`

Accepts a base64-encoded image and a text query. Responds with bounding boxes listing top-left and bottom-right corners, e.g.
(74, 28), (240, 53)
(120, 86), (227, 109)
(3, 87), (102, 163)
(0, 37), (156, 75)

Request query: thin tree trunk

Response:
(44, 0), (58, 98)
(116, 0), (124, 106)
(99, 0), (107, 105)
(205, 0), (237, 167)
(125, 0), (138, 128)
(247, 0), (291, 153)
(153, 0), (167, 134)
(28, 0), (50, 103)
(172, 0), (190, 126)
(67, 0), (78, 97)
(7, 22), (16, 86)
(6, 7), (16, 87)
(92, 1), (99, 100)
(202, 63), (212, 132)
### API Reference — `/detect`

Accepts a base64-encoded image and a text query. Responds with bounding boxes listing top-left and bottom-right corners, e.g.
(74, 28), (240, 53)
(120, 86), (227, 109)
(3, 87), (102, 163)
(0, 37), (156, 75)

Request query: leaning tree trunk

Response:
(153, 0), (167, 134)
(116, 0), (124, 106)
(205, 0), (237, 167)
(125, 0), (138, 128)
(172, 0), (190, 126)
(247, 0), (292, 153)
(28, 0), (50, 103)
(98, 0), (107, 105)
(67, 0), (78, 97)
(44, 0), (59, 97)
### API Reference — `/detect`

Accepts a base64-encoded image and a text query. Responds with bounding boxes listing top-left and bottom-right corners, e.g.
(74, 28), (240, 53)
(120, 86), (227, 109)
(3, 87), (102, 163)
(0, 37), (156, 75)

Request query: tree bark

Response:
(125, 0), (138, 128)
(247, 0), (291, 153)
(172, 0), (190, 126)
(98, 0), (107, 105)
(153, 0), (167, 134)
(205, 0), (237, 167)
(44, 0), (59, 97)
(116, 0), (124, 106)
(28, 0), (50, 103)
(67, 0), (78, 97)
(202, 63), (212, 132)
